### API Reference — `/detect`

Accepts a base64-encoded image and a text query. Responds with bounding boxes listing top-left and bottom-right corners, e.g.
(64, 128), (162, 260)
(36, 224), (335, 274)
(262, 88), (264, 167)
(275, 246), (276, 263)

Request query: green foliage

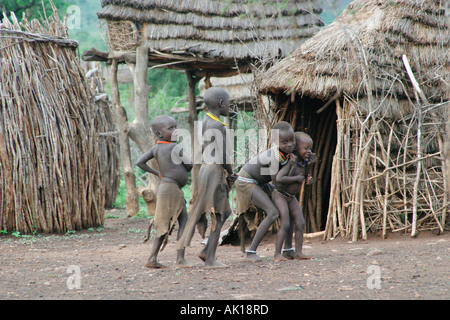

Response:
(319, 0), (353, 25)
(3, 0), (69, 21)
(147, 69), (189, 97)
(66, 0), (107, 53)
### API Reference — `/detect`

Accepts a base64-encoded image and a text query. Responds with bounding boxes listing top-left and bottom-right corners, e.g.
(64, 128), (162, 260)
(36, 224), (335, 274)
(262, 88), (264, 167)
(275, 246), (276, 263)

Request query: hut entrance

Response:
(275, 94), (337, 233)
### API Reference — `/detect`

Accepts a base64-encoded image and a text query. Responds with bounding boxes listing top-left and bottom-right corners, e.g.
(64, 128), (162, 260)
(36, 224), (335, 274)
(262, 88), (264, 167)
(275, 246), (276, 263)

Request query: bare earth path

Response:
(0, 209), (448, 303)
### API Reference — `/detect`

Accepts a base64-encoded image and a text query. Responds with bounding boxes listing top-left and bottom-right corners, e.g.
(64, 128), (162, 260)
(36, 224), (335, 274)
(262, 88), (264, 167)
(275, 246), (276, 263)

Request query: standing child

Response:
(136, 115), (193, 269)
(272, 132), (316, 260)
(176, 87), (235, 268)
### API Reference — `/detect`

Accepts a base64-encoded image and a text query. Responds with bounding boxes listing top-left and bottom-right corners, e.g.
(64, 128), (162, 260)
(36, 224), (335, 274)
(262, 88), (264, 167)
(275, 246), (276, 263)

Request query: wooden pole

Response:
(109, 59), (140, 217)
(382, 123), (395, 239)
(186, 71), (201, 207)
(402, 55), (423, 238)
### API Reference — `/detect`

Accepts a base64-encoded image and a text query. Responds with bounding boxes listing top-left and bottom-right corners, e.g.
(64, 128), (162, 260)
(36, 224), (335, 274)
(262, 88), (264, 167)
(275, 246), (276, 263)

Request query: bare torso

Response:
(153, 143), (190, 187)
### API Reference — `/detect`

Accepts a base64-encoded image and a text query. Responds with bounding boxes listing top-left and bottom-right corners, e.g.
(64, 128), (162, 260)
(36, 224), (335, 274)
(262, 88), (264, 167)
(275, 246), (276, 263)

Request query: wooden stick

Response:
(382, 123), (395, 239)
(402, 55), (424, 238)
(402, 55), (429, 106)
(304, 231), (325, 239)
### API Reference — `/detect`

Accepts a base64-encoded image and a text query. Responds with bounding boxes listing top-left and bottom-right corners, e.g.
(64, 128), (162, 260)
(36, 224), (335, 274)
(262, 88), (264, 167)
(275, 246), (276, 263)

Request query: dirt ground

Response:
(0, 208), (448, 301)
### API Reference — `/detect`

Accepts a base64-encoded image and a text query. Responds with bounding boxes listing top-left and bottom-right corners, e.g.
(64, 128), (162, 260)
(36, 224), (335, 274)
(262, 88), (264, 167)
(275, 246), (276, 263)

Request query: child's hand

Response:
(226, 173), (237, 189)
(307, 153), (317, 165)
(297, 174), (306, 184)
(226, 173), (237, 183)
(306, 173), (313, 185)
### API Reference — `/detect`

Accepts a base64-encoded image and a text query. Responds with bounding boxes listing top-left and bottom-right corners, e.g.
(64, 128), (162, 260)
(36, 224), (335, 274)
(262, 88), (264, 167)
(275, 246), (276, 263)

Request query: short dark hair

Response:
(151, 115), (175, 134)
(272, 121), (292, 132)
(203, 87), (229, 109)
(295, 131), (313, 143)
(271, 121), (293, 143)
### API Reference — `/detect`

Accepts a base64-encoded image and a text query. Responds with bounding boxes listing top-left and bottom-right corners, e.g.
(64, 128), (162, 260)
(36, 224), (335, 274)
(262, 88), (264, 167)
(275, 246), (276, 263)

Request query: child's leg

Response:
(199, 208), (232, 263)
(245, 187), (280, 261)
(176, 203), (188, 241)
(272, 191), (290, 260)
(175, 204), (193, 267)
(204, 209), (232, 268)
(283, 217), (295, 259)
(289, 198), (311, 260)
(145, 235), (166, 268)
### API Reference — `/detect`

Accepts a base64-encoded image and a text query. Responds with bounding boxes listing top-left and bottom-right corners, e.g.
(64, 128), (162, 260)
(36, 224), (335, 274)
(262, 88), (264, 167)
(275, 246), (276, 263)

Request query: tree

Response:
(2, 0), (69, 21)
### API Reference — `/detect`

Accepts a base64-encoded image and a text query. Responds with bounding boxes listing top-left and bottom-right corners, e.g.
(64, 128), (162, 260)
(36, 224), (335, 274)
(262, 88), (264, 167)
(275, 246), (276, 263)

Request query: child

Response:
(235, 121), (295, 261)
(272, 132), (316, 260)
(136, 115), (193, 269)
(176, 87), (235, 268)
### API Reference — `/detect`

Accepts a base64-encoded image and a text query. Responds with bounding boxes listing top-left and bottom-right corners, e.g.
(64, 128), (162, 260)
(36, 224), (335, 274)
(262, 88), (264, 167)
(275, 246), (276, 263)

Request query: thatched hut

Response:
(97, 0), (323, 67)
(92, 0), (324, 215)
(259, 0), (449, 240)
(0, 8), (118, 233)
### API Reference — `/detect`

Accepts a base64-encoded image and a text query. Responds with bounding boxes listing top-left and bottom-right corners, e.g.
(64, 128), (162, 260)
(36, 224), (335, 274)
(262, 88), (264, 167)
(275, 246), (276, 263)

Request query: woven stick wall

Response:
(0, 8), (115, 234)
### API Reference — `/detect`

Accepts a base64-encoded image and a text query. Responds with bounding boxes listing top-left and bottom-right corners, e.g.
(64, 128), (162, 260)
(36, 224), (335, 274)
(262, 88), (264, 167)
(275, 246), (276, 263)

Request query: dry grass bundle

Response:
(104, 20), (141, 53)
(0, 7), (116, 233)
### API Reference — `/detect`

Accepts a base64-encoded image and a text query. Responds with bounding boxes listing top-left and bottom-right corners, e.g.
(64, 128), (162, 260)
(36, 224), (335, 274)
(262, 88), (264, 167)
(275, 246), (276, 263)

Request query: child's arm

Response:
(136, 147), (160, 177)
(276, 168), (305, 185)
(220, 125), (233, 175)
(275, 155), (304, 185)
(304, 153), (316, 186)
(275, 159), (293, 181)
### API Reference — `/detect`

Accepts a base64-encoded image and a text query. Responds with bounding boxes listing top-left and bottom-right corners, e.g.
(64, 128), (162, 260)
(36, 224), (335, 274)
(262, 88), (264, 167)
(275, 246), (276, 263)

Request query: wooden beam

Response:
(186, 70), (202, 208)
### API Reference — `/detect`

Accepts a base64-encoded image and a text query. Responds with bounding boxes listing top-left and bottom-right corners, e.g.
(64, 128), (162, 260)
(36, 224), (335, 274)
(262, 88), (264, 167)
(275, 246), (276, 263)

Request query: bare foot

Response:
(273, 253), (287, 261)
(282, 249), (295, 260)
(175, 259), (194, 268)
(294, 253), (312, 260)
(145, 261), (168, 269)
(204, 261), (228, 269)
(198, 251), (206, 262)
(244, 251), (262, 262)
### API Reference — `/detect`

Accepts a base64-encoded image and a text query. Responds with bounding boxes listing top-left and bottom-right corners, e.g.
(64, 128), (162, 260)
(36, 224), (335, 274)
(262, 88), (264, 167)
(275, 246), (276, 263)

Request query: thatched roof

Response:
(259, 0), (449, 103)
(97, 0), (323, 73)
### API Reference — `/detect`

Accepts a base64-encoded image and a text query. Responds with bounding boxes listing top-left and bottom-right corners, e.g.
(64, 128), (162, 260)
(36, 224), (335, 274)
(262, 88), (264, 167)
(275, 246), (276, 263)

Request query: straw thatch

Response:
(0, 8), (119, 234)
(260, 0), (449, 103)
(258, 0), (449, 240)
(98, 0), (324, 68)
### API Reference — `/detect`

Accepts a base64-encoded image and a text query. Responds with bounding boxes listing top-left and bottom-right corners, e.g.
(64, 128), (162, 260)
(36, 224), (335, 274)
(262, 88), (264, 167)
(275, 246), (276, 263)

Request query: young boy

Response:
(176, 87), (235, 268)
(272, 132), (316, 260)
(235, 121), (295, 261)
(136, 115), (193, 269)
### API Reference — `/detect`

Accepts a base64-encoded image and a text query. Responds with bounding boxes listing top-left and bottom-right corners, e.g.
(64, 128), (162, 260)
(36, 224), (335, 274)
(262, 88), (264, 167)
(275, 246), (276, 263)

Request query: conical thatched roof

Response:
(98, 0), (323, 64)
(259, 0), (449, 104)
